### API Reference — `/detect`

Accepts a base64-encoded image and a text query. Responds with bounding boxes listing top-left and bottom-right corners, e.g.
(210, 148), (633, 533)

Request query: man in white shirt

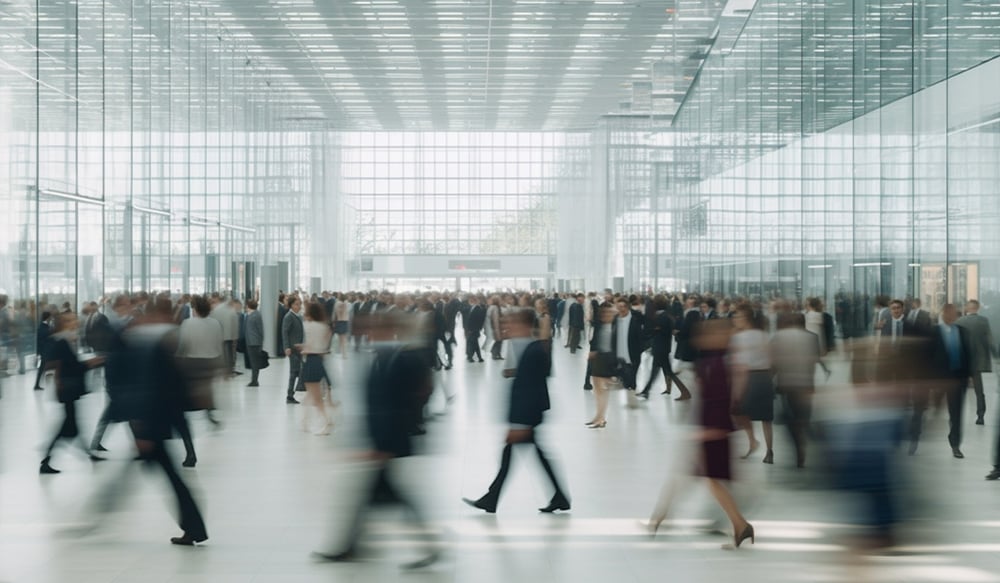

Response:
(612, 298), (644, 407)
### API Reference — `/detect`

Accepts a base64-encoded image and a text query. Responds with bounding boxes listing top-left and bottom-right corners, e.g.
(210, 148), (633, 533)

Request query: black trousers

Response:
(465, 331), (482, 361)
(247, 344), (263, 383)
(44, 400), (87, 461)
(337, 461), (430, 554)
(141, 438), (207, 539)
(971, 372), (987, 419)
(641, 353), (690, 396)
(287, 351), (304, 398)
(482, 433), (568, 507)
(491, 339), (503, 359)
(946, 377), (967, 448)
(617, 359), (637, 391)
(781, 389), (814, 464)
(567, 326), (582, 353)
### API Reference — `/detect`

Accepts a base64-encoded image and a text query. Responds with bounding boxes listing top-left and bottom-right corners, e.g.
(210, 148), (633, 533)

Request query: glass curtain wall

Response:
(0, 1), (307, 336)
(636, 0), (1000, 327)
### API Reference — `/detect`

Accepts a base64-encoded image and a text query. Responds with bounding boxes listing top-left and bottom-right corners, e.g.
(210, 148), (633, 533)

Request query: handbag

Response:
(260, 350), (270, 369)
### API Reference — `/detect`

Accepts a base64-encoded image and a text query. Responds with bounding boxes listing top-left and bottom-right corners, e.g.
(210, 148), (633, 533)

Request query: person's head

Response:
(731, 305), (755, 331)
(534, 298), (548, 314)
(40, 310), (52, 323)
(701, 298), (717, 314)
(112, 294), (131, 317)
(941, 303), (959, 325)
(192, 295), (211, 318)
(807, 297), (823, 312)
(777, 312), (806, 330)
(653, 294), (669, 311)
(576, 293), (585, 303)
(685, 295), (698, 309)
(278, 292), (286, 305)
(599, 305), (616, 323)
(246, 299), (258, 311)
(719, 299), (731, 314)
(615, 298), (630, 317)
(503, 309), (535, 339)
(889, 299), (905, 319)
(146, 297), (174, 322)
(910, 298), (922, 310)
(965, 299), (980, 314)
(305, 301), (326, 323)
(53, 311), (78, 333)
(287, 295), (301, 313)
(875, 295), (890, 309)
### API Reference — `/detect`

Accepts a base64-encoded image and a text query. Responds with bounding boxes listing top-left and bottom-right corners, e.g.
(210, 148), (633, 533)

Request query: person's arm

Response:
(281, 315), (293, 356)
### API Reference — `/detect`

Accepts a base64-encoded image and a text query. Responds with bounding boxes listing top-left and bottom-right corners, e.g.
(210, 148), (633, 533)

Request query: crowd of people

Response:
(1, 287), (998, 562)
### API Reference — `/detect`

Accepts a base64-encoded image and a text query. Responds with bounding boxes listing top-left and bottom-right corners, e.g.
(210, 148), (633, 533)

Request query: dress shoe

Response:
(952, 448), (965, 459)
(660, 388), (672, 395)
(986, 468), (1000, 481)
(477, 358), (485, 363)
(312, 549), (356, 562)
(586, 420), (607, 429)
(247, 382), (259, 387)
(401, 551), (441, 570)
(182, 457), (197, 468)
(286, 397), (300, 404)
(93, 444), (109, 452)
(734, 523), (755, 548)
(674, 394), (691, 401)
(467, 358), (475, 363)
(170, 532), (208, 546)
(539, 497), (570, 513)
(637, 391), (650, 400)
(89, 454), (106, 462)
(583, 384), (593, 391)
(976, 417), (985, 425)
(40, 462), (61, 474)
(462, 496), (496, 514)
(33, 385), (43, 391)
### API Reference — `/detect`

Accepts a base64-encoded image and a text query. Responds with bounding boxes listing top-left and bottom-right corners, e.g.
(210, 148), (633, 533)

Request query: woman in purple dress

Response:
(645, 318), (755, 549)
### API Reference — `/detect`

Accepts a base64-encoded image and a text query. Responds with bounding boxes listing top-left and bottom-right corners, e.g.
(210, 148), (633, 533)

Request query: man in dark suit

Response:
(612, 298), (645, 406)
(464, 309), (570, 514)
(874, 299), (930, 454)
(245, 299), (265, 387)
(639, 295), (691, 400)
(700, 297), (719, 320)
(905, 298), (933, 336)
(281, 295), (304, 404)
(567, 294), (585, 353)
(313, 311), (437, 569)
(928, 303), (971, 458)
(547, 293), (561, 338)
(956, 299), (996, 426)
(444, 295), (461, 348)
(433, 296), (453, 370)
(464, 295), (486, 363)
(674, 295), (702, 365)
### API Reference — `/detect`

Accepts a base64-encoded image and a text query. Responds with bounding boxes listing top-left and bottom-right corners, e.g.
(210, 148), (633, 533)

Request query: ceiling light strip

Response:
(482, 0), (494, 129)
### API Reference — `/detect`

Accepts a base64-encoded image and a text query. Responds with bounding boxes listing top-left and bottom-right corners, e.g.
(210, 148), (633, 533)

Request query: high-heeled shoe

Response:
(734, 524), (754, 548)
(639, 518), (664, 538)
(314, 421), (332, 435)
(762, 450), (773, 464)
(586, 421), (607, 429)
(740, 442), (759, 460)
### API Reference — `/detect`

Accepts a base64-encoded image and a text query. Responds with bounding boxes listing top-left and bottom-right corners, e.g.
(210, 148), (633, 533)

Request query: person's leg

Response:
(670, 366), (692, 399)
(736, 417), (758, 458)
(947, 379), (966, 451)
(909, 385), (928, 452)
(465, 334), (475, 361)
(533, 438), (569, 506)
(150, 441), (207, 542)
(592, 377), (609, 424)
(472, 335), (484, 361)
(641, 356), (660, 395)
(479, 443), (514, 509)
(90, 398), (113, 450)
(762, 421), (774, 464)
(706, 479), (752, 543)
(173, 412), (197, 466)
(247, 346), (262, 385)
(784, 392), (805, 467)
(972, 372), (986, 423)
(287, 354), (301, 400)
(306, 382), (330, 433)
(33, 358), (46, 389)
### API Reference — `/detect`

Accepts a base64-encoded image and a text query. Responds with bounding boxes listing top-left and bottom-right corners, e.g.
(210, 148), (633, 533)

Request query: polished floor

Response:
(2, 335), (1000, 583)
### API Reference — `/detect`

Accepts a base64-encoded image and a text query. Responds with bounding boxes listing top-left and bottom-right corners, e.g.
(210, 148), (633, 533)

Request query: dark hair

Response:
(305, 301), (326, 323)
(150, 297), (174, 319)
(285, 295), (300, 309)
(192, 295), (211, 318)
(889, 299), (905, 309)
(703, 297), (717, 310)
(247, 299), (259, 310)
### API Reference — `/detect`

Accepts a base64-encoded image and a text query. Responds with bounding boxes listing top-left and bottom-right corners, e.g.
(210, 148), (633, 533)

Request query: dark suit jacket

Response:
(282, 311), (304, 352)
(928, 323), (970, 380)
(648, 310), (675, 359)
(444, 299), (461, 333)
(86, 312), (114, 354)
(508, 340), (551, 427)
(905, 308), (933, 336)
(568, 302), (584, 329)
(675, 309), (702, 362)
(465, 305), (486, 333)
(366, 345), (431, 457)
(611, 309), (645, 365)
(276, 304), (289, 353)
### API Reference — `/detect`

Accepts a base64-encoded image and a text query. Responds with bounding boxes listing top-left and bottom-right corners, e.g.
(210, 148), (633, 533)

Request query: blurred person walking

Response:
(730, 304), (775, 464)
(644, 318), (754, 549)
(313, 311), (437, 569)
(585, 305), (618, 428)
(567, 293), (585, 353)
(39, 311), (106, 474)
(464, 309), (570, 514)
(771, 313), (821, 468)
(639, 294), (691, 400)
(245, 299), (265, 387)
(931, 304), (971, 459)
(464, 295), (486, 363)
(175, 294), (226, 467)
(487, 295), (503, 360)
(298, 302), (333, 435)
(956, 299), (996, 426)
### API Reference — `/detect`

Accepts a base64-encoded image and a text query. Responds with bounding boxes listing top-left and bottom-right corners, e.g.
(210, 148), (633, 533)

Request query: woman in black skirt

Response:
(297, 302), (332, 435)
(729, 304), (775, 464)
(40, 311), (105, 474)
(585, 306), (617, 429)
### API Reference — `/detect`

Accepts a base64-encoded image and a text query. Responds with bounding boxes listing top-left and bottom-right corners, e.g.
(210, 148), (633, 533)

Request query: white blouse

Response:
(730, 329), (771, 371)
(302, 320), (331, 354)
